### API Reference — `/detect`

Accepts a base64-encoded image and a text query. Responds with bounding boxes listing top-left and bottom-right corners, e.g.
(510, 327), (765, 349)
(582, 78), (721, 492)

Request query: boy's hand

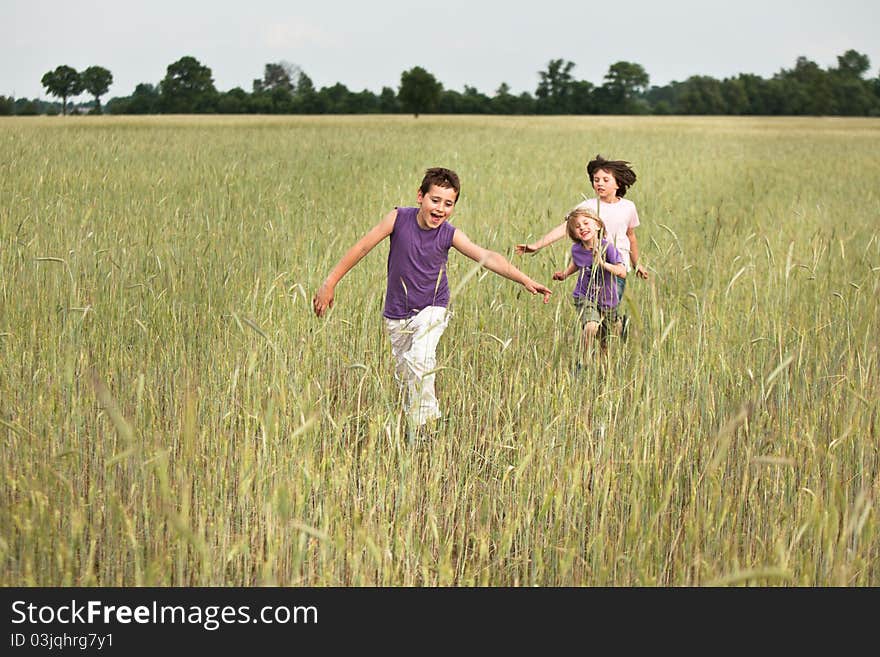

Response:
(313, 281), (335, 317)
(635, 263), (649, 280)
(515, 243), (537, 255)
(524, 279), (552, 303)
(552, 270), (566, 281)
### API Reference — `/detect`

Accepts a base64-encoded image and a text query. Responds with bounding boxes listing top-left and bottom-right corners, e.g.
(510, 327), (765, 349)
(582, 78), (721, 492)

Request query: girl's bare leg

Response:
(582, 321), (599, 356)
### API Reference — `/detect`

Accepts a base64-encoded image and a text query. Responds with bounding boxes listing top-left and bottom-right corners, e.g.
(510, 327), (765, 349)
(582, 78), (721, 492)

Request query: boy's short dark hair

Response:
(587, 154), (637, 197)
(420, 167), (461, 201)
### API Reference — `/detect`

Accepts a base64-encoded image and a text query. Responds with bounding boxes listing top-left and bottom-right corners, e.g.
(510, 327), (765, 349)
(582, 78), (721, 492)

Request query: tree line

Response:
(2, 50), (878, 117)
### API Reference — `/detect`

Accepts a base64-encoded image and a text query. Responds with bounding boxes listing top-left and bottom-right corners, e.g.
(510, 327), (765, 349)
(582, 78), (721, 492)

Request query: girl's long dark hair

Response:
(587, 154), (637, 197)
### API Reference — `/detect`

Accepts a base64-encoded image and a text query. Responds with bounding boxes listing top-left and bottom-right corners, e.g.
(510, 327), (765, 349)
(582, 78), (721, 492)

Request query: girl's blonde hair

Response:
(565, 207), (605, 242)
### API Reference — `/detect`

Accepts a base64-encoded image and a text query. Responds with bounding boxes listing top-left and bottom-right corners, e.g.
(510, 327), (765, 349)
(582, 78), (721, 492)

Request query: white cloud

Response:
(264, 19), (339, 49)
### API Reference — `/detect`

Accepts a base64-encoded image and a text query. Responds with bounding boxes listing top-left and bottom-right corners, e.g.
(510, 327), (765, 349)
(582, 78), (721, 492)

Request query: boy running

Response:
(313, 167), (551, 437)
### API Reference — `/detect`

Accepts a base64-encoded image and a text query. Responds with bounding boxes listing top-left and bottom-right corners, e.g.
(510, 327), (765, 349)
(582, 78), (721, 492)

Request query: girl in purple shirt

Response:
(314, 168), (551, 441)
(552, 208), (626, 355)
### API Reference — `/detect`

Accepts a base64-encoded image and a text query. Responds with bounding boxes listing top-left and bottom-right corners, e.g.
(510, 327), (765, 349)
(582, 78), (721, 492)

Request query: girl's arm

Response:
(313, 209), (397, 317)
(553, 262), (578, 281)
(595, 246), (627, 279)
(626, 226), (649, 279)
(452, 229), (552, 303)
(515, 221), (567, 255)
(601, 259), (627, 279)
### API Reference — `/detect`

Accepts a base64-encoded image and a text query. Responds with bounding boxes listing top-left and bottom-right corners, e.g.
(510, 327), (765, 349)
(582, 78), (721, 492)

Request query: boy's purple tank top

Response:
(383, 206), (456, 319)
(571, 239), (622, 309)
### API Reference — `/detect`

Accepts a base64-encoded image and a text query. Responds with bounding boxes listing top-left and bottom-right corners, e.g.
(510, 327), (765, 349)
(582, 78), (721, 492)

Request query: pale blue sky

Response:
(3, 0), (879, 100)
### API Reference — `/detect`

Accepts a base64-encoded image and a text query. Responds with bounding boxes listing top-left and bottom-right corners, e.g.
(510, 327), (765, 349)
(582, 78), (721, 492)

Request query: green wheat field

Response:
(1, 115), (878, 586)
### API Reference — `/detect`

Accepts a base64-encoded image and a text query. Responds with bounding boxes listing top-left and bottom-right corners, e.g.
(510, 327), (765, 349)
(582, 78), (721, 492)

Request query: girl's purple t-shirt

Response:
(571, 239), (623, 309)
(383, 206), (457, 319)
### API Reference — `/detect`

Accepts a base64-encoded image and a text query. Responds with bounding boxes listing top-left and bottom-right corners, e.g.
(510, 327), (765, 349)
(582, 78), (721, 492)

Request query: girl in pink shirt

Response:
(516, 154), (649, 340)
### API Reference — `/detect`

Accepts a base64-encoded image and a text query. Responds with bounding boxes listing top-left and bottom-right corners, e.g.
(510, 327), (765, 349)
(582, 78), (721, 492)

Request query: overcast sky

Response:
(3, 0), (879, 100)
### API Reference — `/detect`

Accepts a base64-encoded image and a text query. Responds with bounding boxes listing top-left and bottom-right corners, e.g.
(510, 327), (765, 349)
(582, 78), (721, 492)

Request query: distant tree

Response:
(248, 63), (303, 113)
(0, 95), (13, 116)
(104, 96), (128, 114)
(296, 72), (316, 95)
(318, 83), (354, 113)
(491, 82), (538, 114)
(41, 65), (83, 115)
(569, 80), (596, 114)
(490, 82), (518, 114)
(294, 72), (321, 113)
(217, 87), (249, 114)
(458, 85), (491, 114)
(536, 59), (576, 113)
(776, 56), (834, 114)
(830, 76), (877, 115)
(437, 89), (461, 113)
(270, 86), (295, 113)
(15, 98), (40, 116)
(830, 50), (876, 116)
(248, 92), (274, 114)
(398, 66), (442, 117)
(350, 89), (381, 114)
(515, 91), (537, 114)
(733, 73), (773, 114)
(379, 86), (399, 113)
(80, 66), (113, 114)
(253, 61), (300, 93)
(835, 49), (870, 78)
(600, 61), (649, 113)
(873, 71), (880, 114)
(764, 77), (794, 115)
(523, 51), (878, 117)
(676, 76), (726, 114)
(107, 83), (160, 114)
(159, 56), (217, 113)
(644, 82), (678, 114)
(652, 100), (672, 115)
(129, 83), (161, 114)
(720, 77), (749, 115)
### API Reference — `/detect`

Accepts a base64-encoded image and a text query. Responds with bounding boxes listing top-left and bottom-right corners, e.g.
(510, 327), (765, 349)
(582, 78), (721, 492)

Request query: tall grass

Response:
(1, 115), (878, 585)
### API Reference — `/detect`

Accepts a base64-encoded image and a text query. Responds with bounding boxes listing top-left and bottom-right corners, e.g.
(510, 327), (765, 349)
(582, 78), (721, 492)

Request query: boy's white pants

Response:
(384, 306), (450, 428)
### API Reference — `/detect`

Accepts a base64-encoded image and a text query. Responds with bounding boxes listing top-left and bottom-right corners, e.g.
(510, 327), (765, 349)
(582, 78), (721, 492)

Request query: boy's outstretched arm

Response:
(515, 221), (566, 255)
(313, 210), (397, 317)
(452, 229), (552, 303)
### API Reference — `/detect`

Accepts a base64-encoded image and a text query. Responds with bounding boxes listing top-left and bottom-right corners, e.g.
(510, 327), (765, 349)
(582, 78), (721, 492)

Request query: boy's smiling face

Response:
(416, 184), (457, 229)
